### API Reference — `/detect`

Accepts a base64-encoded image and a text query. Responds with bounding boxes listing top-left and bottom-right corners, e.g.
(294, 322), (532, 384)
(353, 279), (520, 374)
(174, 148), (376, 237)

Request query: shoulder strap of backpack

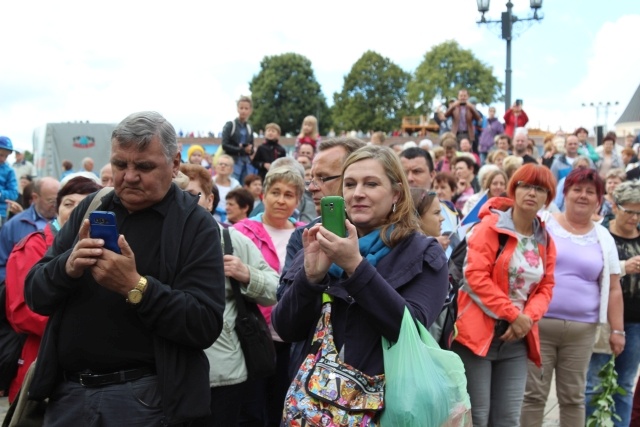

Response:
(81, 187), (114, 223)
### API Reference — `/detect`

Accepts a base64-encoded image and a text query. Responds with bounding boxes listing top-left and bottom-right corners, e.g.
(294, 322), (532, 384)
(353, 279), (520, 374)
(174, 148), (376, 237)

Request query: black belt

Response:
(63, 366), (156, 388)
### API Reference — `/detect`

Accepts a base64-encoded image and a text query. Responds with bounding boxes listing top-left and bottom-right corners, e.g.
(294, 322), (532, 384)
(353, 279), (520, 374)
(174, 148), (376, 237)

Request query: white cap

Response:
(419, 139), (433, 149)
(402, 141), (417, 150)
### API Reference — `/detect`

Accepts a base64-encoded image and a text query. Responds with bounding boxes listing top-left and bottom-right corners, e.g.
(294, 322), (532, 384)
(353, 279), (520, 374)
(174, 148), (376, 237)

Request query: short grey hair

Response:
(613, 180), (640, 205)
(263, 165), (305, 200)
(572, 155), (592, 169)
(318, 137), (366, 160)
(271, 157), (305, 179)
(111, 111), (177, 163)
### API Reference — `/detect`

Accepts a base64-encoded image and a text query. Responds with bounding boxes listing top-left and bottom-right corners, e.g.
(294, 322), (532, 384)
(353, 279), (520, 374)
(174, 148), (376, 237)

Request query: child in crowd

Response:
(294, 115), (320, 158)
(0, 136), (19, 225)
(187, 144), (205, 166)
(222, 95), (255, 183)
(252, 123), (286, 180)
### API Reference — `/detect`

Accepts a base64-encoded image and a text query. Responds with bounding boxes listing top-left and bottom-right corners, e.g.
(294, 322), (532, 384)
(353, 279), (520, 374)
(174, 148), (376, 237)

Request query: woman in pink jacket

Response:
(233, 164), (306, 427)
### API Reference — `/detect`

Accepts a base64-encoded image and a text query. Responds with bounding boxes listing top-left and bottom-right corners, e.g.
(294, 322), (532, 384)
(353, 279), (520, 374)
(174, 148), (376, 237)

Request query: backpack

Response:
(0, 280), (27, 396)
(428, 228), (508, 350)
(0, 230), (47, 396)
(214, 120), (253, 165)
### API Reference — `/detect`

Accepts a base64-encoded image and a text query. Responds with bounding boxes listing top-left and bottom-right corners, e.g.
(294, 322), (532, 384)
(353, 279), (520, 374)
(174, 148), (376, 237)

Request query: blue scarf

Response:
(328, 228), (392, 278)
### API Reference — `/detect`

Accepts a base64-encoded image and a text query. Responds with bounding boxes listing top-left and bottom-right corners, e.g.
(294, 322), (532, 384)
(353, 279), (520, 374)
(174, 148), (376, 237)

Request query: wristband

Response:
(612, 330), (626, 337)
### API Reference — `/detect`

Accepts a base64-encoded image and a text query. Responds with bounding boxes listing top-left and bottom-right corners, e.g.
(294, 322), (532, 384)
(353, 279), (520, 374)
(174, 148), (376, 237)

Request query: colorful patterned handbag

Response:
(283, 294), (385, 426)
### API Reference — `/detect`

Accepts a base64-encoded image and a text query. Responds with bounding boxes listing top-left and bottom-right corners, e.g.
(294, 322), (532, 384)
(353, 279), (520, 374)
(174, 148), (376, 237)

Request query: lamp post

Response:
(581, 101), (620, 127)
(476, 0), (543, 112)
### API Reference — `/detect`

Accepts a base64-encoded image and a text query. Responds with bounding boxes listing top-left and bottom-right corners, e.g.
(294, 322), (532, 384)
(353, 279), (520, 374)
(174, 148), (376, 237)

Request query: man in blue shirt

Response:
(0, 176), (60, 282)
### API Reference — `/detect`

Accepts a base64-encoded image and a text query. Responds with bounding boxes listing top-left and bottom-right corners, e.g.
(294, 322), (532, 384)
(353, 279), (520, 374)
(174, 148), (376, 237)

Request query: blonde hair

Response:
(340, 145), (420, 247)
(298, 115), (319, 140)
(502, 155), (523, 179)
(487, 149), (508, 165)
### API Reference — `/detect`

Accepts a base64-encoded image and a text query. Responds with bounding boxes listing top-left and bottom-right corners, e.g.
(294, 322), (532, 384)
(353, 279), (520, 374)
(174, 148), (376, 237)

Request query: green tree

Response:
(249, 53), (330, 136)
(408, 40), (503, 114)
(332, 50), (412, 132)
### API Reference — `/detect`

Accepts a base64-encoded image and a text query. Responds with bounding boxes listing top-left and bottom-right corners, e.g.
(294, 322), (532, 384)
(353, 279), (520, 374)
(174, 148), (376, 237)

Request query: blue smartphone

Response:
(89, 211), (121, 254)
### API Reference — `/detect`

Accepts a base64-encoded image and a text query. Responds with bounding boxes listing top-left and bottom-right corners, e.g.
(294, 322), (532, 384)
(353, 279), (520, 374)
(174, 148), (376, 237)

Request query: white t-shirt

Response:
(215, 177), (241, 211)
(508, 232), (544, 311)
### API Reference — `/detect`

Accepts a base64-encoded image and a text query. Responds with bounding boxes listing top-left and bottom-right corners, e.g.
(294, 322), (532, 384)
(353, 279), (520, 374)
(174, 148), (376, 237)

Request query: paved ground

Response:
(1, 388), (564, 425)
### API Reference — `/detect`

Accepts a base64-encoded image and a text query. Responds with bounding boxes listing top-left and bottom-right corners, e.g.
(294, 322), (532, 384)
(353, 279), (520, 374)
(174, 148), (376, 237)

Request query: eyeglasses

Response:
(217, 162), (232, 167)
(305, 175), (341, 188)
(616, 204), (640, 217)
(517, 181), (549, 195)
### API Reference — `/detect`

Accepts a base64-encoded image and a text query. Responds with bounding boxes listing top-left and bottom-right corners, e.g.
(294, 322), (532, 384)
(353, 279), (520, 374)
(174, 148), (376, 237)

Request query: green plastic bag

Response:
(381, 308), (472, 427)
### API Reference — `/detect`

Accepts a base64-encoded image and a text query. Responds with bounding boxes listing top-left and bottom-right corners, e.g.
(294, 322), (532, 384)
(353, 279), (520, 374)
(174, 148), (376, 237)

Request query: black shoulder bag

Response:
(222, 228), (276, 379)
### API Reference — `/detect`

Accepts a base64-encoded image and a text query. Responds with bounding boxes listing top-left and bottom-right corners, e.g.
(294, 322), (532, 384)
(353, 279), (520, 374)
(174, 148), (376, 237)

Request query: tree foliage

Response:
(408, 40), (503, 114)
(249, 53), (330, 135)
(332, 50), (412, 132)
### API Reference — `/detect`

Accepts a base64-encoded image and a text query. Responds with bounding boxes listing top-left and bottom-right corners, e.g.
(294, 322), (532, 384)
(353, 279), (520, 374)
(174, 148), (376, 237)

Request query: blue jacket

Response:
(0, 162), (19, 218)
(273, 232), (449, 377)
(0, 205), (43, 282)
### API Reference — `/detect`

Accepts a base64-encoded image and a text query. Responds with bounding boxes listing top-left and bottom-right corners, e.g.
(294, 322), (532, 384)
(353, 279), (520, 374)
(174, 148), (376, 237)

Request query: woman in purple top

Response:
(521, 168), (624, 427)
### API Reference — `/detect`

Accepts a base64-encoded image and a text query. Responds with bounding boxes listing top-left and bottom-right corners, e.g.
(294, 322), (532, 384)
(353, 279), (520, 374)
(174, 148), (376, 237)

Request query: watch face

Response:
(128, 289), (143, 304)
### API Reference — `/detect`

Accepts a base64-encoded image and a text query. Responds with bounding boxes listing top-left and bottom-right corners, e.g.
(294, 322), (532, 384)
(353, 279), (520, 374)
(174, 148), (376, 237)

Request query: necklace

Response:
(562, 214), (592, 235)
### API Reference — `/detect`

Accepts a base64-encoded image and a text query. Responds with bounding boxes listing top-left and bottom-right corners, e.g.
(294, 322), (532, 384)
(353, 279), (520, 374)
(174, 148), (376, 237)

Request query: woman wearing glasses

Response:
(586, 180), (640, 426)
(452, 163), (557, 427)
(521, 167), (624, 427)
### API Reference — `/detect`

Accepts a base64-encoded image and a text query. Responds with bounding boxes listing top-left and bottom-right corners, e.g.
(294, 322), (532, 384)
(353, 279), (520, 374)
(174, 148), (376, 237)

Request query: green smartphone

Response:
(320, 196), (346, 237)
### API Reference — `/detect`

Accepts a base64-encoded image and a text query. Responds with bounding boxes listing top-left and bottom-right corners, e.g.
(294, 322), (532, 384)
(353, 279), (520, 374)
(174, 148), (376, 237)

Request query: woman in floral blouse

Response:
(453, 163), (557, 427)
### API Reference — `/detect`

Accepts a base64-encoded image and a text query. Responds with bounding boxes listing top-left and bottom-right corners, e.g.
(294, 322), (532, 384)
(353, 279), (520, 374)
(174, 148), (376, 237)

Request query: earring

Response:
(392, 203), (396, 213)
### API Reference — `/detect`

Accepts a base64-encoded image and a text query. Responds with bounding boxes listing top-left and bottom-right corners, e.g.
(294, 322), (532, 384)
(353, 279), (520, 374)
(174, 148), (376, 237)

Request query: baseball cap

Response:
(0, 136), (14, 152)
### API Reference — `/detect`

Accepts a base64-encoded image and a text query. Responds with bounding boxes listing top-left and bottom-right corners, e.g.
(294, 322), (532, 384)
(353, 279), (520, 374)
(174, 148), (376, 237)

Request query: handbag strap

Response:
(222, 228), (249, 319)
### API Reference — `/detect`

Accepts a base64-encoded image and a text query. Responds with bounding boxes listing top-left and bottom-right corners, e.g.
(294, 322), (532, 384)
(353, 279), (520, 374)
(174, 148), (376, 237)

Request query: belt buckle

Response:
(79, 373), (91, 387)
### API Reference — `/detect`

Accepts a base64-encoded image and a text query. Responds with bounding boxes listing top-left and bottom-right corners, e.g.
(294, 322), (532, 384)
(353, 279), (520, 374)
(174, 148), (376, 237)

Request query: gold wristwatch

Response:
(127, 276), (148, 305)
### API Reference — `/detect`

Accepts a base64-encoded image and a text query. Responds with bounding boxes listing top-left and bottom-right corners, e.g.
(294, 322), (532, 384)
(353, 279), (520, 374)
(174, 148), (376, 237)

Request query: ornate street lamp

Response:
(476, 0), (544, 111)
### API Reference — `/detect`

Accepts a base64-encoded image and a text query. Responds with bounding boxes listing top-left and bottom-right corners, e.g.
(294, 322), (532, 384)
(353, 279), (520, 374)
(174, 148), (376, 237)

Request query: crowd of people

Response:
(0, 91), (639, 427)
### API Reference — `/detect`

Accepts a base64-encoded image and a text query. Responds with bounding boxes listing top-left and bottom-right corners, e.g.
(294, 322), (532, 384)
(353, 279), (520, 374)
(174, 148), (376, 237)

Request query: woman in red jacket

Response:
(5, 176), (101, 402)
(452, 164), (557, 427)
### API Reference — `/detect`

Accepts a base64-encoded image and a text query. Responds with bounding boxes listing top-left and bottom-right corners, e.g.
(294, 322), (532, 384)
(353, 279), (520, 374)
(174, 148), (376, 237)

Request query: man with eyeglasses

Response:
(0, 177), (60, 283)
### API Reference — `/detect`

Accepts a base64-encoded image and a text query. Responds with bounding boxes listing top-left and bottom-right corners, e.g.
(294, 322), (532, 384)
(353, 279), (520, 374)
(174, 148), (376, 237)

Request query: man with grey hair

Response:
(0, 177), (60, 283)
(25, 111), (225, 425)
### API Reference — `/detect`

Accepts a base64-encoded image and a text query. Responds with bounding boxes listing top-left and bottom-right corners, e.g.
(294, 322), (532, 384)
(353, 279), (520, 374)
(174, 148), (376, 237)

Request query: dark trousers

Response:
(43, 375), (191, 427)
(191, 382), (247, 427)
(238, 342), (291, 427)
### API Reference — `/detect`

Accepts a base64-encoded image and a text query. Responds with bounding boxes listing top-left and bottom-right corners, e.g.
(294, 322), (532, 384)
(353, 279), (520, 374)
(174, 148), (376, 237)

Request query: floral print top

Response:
(508, 232), (544, 310)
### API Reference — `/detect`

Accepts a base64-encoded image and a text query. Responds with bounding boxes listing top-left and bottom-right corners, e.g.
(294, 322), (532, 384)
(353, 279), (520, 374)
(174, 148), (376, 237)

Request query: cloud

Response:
(1, 1), (638, 155)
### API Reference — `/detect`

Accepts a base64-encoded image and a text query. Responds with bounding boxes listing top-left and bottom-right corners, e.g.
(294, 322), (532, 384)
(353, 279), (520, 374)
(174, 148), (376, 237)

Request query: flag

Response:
(461, 191), (488, 226)
(455, 191), (489, 240)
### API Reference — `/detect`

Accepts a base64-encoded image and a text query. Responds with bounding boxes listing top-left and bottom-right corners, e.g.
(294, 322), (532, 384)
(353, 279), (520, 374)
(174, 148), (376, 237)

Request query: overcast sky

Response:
(1, 0), (639, 153)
